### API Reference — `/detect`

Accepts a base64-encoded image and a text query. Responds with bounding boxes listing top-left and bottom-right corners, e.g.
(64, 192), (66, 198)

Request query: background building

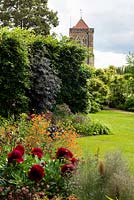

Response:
(69, 18), (94, 66)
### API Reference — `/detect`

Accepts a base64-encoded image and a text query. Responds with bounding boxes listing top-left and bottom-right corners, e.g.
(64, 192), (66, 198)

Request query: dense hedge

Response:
(0, 28), (30, 117)
(0, 28), (91, 117)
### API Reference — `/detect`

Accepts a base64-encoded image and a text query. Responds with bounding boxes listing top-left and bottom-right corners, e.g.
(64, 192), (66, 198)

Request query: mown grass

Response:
(77, 110), (134, 169)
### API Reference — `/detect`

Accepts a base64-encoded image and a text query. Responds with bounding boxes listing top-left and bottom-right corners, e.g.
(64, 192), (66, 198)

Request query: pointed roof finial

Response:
(80, 9), (83, 19)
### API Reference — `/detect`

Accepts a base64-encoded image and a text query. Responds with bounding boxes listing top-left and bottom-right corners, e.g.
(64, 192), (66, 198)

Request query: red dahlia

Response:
(28, 164), (45, 182)
(71, 157), (79, 166)
(56, 147), (73, 159)
(31, 147), (43, 159)
(14, 144), (25, 156)
(61, 163), (75, 176)
(8, 149), (24, 163)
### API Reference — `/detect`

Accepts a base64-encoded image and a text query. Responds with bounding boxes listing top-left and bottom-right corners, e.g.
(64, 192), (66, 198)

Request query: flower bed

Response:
(0, 113), (80, 199)
(0, 144), (79, 199)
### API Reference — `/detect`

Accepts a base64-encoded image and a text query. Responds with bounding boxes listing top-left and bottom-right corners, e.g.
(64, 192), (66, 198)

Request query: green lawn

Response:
(78, 110), (134, 168)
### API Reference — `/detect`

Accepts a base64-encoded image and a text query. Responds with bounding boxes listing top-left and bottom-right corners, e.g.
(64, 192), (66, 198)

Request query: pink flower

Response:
(61, 163), (75, 176)
(28, 164), (45, 182)
(56, 147), (73, 160)
(14, 145), (25, 156)
(8, 149), (24, 163)
(31, 148), (43, 159)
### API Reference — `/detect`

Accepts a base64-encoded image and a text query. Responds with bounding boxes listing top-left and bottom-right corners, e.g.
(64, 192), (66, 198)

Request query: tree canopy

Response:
(0, 0), (59, 35)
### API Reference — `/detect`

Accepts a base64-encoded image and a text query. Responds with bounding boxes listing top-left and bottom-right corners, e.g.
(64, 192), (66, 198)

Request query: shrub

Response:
(103, 152), (134, 200)
(29, 48), (61, 114)
(71, 156), (104, 200)
(124, 96), (134, 111)
(71, 114), (110, 136)
(71, 152), (134, 200)
(87, 77), (109, 113)
(52, 104), (72, 123)
(71, 113), (91, 125)
(89, 121), (110, 135)
(90, 101), (101, 113)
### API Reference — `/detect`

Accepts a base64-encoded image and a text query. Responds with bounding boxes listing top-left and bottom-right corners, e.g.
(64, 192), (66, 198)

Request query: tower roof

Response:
(73, 18), (89, 29)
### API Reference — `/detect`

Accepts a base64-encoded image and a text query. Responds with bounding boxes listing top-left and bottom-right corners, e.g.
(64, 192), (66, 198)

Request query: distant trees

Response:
(101, 62), (134, 111)
(125, 53), (134, 75)
(87, 77), (109, 112)
(0, 0), (58, 35)
(86, 62), (134, 112)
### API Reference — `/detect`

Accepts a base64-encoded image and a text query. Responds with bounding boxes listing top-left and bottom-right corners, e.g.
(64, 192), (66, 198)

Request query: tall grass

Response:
(71, 152), (134, 200)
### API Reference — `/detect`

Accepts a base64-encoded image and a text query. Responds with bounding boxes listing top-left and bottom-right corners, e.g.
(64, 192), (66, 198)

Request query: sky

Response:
(48, 0), (134, 68)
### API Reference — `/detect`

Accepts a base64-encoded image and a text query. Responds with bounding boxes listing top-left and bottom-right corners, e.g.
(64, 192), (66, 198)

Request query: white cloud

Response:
(95, 50), (126, 68)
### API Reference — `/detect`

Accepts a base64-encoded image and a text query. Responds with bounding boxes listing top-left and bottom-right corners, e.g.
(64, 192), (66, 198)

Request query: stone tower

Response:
(69, 18), (94, 66)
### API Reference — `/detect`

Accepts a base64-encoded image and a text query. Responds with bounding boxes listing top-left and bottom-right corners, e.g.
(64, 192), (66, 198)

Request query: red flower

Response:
(28, 164), (45, 182)
(71, 157), (79, 166)
(14, 145), (25, 156)
(8, 149), (24, 163)
(31, 148), (43, 159)
(61, 163), (75, 176)
(56, 147), (73, 159)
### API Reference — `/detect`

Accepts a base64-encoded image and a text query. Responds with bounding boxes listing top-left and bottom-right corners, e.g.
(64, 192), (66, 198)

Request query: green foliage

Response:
(74, 121), (110, 137)
(29, 35), (91, 114)
(0, 28), (30, 117)
(87, 77), (109, 112)
(71, 156), (104, 200)
(0, 145), (74, 199)
(71, 113), (110, 136)
(95, 68), (110, 84)
(0, 28), (93, 116)
(124, 96), (134, 111)
(125, 52), (134, 75)
(103, 152), (134, 200)
(106, 57), (134, 111)
(0, 0), (58, 35)
(52, 104), (72, 123)
(90, 101), (101, 113)
(126, 77), (134, 96)
(88, 121), (110, 135)
(56, 37), (92, 113)
(108, 75), (126, 108)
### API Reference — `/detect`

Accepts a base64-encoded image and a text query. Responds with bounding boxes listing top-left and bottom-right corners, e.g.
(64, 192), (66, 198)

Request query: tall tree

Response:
(125, 52), (134, 75)
(0, 0), (58, 35)
(56, 37), (91, 113)
(0, 28), (30, 117)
